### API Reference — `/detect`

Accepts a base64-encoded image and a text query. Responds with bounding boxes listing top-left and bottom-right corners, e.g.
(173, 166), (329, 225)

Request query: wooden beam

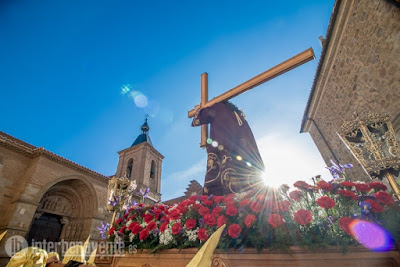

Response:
(200, 73), (208, 147)
(188, 48), (315, 118)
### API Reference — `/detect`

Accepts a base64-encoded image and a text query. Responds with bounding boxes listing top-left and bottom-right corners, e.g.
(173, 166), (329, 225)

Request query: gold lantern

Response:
(339, 112), (400, 201)
(106, 176), (131, 225)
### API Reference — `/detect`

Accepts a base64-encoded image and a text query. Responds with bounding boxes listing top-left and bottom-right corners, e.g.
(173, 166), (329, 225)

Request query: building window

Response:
(126, 159), (133, 179)
(150, 160), (156, 179)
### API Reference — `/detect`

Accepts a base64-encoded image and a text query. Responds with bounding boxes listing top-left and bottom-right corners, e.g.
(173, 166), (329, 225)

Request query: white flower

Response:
(184, 228), (199, 242)
(126, 220), (133, 227)
(159, 228), (173, 245)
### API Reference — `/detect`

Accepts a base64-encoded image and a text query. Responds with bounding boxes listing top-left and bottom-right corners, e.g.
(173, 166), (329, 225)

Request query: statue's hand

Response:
(194, 104), (201, 115)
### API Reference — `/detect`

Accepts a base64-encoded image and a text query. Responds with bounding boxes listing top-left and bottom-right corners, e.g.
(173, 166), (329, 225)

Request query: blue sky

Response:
(0, 0), (335, 200)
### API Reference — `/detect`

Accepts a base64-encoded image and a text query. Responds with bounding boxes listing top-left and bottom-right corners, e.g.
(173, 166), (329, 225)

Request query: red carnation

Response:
(169, 209), (182, 220)
(293, 209), (312, 225)
(341, 181), (355, 188)
(337, 189), (357, 200)
(203, 199), (213, 206)
(365, 199), (383, 213)
(244, 214), (257, 228)
(217, 215), (227, 228)
(250, 201), (262, 213)
(289, 190), (303, 201)
(226, 205), (238, 216)
(268, 214), (285, 228)
(115, 218), (123, 224)
(185, 219), (196, 230)
(139, 229), (149, 240)
(293, 181), (311, 189)
(119, 225), (127, 234)
(213, 196), (224, 203)
(177, 201), (189, 213)
(160, 222), (168, 233)
(198, 228), (209, 241)
(369, 182), (387, 191)
(316, 196), (335, 209)
(147, 221), (157, 231)
(239, 198), (251, 207)
(108, 227), (115, 235)
(374, 191), (394, 206)
(355, 183), (370, 192)
(277, 200), (291, 211)
(225, 194), (234, 202)
(189, 195), (198, 201)
(204, 214), (217, 226)
(339, 217), (353, 235)
(200, 195), (208, 202)
(211, 207), (222, 216)
(153, 209), (162, 220)
(198, 206), (210, 216)
(171, 222), (182, 235)
(130, 223), (142, 235)
(143, 214), (154, 223)
(228, 224), (242, 239)
(317, 181), (332, 191)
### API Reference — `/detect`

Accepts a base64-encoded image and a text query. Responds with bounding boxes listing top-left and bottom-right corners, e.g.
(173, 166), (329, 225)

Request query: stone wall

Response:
(302, 0), (400, 181)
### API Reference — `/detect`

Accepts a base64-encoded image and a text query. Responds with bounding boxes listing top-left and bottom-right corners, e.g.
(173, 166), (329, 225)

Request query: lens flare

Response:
(121, 84), (131, 95)
(144, 100), (160, 117)
(236, 155), (243, 161)
(206, 138), (213, 144)
(211, 141), (218, 148)
(218, 145), (224, 151)
(349, 220), (393, 252)
(134, 94), (148, 108)
(261, 172), (282, 188)
(246, 162), (252, 167)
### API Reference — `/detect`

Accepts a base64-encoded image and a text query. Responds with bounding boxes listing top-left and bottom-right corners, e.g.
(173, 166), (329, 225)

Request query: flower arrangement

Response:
(103, 163), (400, 254)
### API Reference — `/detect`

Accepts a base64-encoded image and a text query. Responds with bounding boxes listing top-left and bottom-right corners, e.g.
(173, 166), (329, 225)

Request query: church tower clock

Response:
(115, 118), (163, 203)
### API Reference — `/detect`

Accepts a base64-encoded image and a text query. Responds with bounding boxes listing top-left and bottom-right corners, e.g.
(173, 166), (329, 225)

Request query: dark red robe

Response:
(192, 101), (265, 195)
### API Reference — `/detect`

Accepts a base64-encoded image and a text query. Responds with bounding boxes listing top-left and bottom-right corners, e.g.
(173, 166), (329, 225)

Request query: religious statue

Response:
(188, 48), (315, 195)
(192, 101), (265, 195)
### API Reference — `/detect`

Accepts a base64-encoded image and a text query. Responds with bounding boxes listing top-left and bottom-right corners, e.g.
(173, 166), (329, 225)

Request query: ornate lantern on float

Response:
(106, 176), (131, 224)
(339, 112), (400, 201)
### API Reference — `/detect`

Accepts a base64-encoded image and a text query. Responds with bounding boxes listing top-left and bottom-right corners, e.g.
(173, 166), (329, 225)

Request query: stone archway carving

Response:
(27, 177), (98, 243)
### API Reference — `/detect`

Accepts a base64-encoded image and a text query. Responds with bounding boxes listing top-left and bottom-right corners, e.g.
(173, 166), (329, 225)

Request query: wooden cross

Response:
(188, 48), (315, 147)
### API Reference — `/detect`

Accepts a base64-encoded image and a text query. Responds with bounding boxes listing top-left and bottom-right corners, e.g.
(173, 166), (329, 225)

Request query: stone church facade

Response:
(0, 119), (164, 264)
(301, 0), (400, 182)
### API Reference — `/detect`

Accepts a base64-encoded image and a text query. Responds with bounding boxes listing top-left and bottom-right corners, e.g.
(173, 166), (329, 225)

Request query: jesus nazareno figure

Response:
(192, 100), (265, 195)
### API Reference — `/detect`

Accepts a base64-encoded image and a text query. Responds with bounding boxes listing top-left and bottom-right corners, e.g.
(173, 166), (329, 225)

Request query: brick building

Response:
(0, 119), (163, 264)
(301, 0), (400, 182)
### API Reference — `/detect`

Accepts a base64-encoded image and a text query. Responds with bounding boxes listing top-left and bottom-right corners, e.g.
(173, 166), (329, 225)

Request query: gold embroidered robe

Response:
(192, 101), (265, 195)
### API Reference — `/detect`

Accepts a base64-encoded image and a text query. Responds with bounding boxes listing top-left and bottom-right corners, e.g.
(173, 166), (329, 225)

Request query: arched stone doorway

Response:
(26, 178), (96, 244)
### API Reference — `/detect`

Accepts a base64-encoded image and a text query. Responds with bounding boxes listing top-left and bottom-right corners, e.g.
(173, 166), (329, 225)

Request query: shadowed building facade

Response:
(301, 0), (400, 182)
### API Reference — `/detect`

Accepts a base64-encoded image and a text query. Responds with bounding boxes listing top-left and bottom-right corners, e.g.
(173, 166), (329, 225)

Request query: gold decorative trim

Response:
(340, 112), (400, 179)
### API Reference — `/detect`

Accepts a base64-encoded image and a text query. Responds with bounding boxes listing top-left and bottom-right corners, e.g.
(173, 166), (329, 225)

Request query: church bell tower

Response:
(115, 118), (163, 203)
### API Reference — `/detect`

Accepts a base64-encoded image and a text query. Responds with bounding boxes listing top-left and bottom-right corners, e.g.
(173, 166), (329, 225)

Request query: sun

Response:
(261, 171), (284, 189)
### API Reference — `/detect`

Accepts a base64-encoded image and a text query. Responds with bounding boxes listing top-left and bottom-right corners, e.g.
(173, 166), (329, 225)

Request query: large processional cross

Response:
(188, 48), (315, 147)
